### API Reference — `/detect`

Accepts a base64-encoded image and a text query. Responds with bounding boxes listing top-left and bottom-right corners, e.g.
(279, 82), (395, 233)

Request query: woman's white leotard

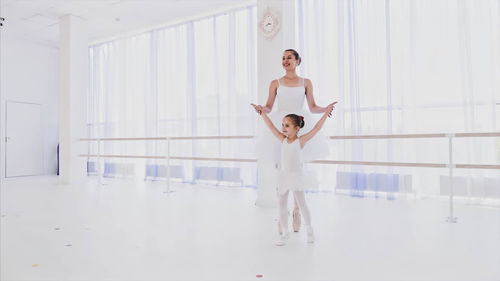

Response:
(255, 78), (330, 165)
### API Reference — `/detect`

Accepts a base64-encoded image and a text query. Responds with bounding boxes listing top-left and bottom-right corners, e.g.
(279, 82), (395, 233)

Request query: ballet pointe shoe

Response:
(292, 208), (301, 232)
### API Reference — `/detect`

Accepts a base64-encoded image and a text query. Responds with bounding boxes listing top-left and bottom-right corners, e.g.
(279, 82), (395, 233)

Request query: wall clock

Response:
(259, 7), (280, 40)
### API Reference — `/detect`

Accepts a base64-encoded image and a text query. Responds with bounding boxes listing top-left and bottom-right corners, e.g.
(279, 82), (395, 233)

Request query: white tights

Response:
(279, 190), (311, 232)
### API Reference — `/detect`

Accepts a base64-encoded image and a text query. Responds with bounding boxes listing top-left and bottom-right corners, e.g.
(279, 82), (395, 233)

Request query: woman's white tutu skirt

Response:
(255, 109), (330, 165)
(276, 169), (319, 195)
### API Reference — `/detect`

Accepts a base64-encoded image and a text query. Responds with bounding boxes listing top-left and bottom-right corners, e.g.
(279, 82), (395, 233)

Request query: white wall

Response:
(0, 37), (59, 178)
(255, 0), (296, 207)
(58, 15), (88, 184)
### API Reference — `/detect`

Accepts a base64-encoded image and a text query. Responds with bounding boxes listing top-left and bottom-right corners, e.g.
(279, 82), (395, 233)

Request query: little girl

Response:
(252, 102), (335, 246)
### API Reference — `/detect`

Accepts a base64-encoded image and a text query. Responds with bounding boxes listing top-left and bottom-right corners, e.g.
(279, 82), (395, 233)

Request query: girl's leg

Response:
(293, 191), (314, 243)
(292, 196), (301, 232)
(276, 190), (290, 246)
(292, 191), (311, 226)
(279, 190), (290, 232)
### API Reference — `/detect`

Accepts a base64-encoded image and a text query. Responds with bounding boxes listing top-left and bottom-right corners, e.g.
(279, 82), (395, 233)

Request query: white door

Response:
(5, 101), (44, 177)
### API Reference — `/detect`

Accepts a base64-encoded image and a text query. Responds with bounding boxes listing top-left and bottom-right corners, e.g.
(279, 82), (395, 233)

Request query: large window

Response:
(87, 1), (499, 198)
(297, 0), (500, 198)
(88, 6), (257, 186)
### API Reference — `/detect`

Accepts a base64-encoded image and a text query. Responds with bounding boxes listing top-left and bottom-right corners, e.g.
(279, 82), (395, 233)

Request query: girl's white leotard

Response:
(255, 77), (330, 165)
(276, 137), (318, 195)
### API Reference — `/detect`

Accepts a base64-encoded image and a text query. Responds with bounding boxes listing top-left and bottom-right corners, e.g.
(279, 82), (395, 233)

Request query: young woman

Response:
(252, 49), (337, 233)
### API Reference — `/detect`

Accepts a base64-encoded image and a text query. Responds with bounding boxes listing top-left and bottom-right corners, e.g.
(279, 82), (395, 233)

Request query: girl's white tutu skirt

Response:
(276, 169), (319, 195)
(255, 109), (330, 164)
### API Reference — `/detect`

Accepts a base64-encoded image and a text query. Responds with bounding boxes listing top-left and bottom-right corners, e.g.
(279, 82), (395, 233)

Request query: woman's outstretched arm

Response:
(251, 104), (286, 142)
(299, 103), (335, 148)
(304, 78), (337, 117)
(252, 80), (279, 114)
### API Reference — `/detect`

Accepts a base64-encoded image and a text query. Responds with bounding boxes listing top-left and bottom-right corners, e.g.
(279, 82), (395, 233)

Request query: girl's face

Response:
(282, 51), (299, 71)
(282, 117), (299, 137)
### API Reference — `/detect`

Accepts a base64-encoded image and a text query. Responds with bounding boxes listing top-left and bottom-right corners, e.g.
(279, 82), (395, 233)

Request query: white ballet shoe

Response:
(275, 232), (289, 246)
(306, 226), (314, 243)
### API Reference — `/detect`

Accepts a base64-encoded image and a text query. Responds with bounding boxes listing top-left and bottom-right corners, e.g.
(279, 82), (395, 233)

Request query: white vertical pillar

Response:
(255, 0), (296, 207)
(59, 15), (88, 184)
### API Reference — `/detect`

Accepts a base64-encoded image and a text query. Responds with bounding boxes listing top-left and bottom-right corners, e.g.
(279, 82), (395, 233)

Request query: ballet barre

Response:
(80, 131), (500, 222)
(79, 136), (256, 193)
(81, 154), (256, 162)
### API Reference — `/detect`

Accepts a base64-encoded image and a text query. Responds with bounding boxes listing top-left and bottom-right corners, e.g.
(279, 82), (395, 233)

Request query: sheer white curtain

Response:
(88, 7), (258, 186)
(297, 0), (500, 199)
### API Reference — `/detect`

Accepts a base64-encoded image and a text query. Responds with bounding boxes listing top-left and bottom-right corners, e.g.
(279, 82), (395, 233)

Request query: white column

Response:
(59, 15), (88, 184)
(255, 0), (296, 207)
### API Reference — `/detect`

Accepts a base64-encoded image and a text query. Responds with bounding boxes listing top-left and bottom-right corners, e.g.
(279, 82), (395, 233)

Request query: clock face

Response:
(259, 8), (280, 39)
(263, 16), (274, 32)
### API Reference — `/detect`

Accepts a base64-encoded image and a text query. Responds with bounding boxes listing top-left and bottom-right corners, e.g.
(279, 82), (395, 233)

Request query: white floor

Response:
(1, 176), (499, 281)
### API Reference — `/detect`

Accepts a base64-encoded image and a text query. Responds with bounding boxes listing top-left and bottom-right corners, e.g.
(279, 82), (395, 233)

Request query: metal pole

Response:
(446, 134), (457, 223)
(97, 136), (102, 186)
(164, 137), (173, 194)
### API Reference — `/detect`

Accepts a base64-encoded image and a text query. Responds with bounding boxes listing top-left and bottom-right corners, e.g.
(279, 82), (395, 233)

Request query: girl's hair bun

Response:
(285, 113), (305, 128)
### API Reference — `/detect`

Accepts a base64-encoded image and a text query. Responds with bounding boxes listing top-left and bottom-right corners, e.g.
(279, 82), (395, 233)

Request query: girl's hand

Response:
(326, 102), (337, 118)
(251, 103), (263, 115)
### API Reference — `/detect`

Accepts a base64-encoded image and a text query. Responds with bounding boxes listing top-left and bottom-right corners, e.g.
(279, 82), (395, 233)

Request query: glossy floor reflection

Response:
(1, 176), (499, 281)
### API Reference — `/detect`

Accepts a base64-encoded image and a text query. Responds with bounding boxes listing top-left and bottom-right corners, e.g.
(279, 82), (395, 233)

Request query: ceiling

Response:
(0, 0), (255, 48)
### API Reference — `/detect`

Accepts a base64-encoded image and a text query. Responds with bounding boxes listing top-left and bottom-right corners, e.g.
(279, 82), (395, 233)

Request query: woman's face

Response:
(282, 51), (299, 71)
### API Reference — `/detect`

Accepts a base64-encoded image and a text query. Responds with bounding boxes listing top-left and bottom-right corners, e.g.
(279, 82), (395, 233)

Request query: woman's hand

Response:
(250, 103), (263, 115)
(326, 102), (337, 118)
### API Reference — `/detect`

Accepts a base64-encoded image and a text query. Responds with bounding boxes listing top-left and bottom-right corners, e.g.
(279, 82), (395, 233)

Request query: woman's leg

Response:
(293, 191), (314, 243)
